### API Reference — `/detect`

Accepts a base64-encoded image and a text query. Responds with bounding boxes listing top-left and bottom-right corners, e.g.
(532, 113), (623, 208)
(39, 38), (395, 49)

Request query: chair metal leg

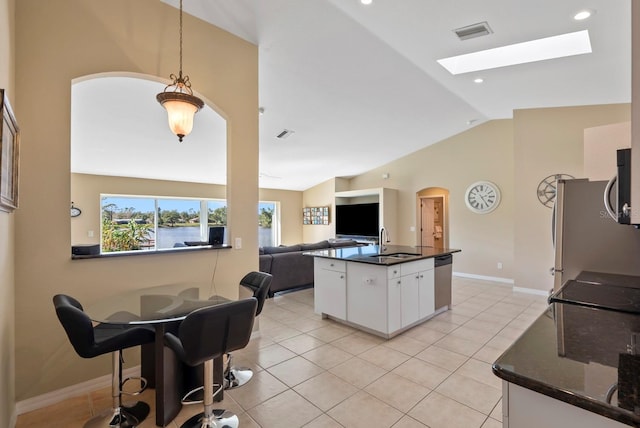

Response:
(180, 359), (239, 428)
(223, 353), (254, 390)
(84, 351), (150, 428)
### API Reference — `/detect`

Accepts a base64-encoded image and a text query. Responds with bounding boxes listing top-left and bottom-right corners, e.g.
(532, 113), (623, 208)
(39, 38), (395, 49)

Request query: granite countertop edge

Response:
(304, 245), (461, 266)
(492, 320), (640, 427)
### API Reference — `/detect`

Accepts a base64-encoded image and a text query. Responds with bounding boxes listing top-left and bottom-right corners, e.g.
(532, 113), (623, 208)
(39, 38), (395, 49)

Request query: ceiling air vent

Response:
(276, 129), (295, 139)
(454, 22), (493, 41)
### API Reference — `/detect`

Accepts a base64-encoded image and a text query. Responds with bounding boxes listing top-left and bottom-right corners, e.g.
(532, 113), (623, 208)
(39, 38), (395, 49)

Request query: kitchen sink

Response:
(369, 252), (420, 260)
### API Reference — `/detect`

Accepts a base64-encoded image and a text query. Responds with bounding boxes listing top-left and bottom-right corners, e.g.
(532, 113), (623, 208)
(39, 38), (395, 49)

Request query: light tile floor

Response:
(17, 277), (548, 428)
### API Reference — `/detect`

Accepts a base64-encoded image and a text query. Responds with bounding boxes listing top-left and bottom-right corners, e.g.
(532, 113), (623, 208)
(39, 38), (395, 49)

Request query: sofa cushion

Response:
(300, 240), (330, 251)
(262, 244), (302, 254)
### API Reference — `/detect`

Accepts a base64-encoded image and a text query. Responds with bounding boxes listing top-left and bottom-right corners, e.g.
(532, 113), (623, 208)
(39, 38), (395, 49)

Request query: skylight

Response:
(437, 30), (592, 75)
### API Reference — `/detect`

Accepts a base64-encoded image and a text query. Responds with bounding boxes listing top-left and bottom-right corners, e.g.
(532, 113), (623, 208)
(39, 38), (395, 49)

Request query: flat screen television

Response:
(335, 203), (379, 237)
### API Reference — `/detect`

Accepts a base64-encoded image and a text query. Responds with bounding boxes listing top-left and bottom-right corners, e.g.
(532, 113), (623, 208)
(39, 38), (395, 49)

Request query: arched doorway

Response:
(416, 187), (450, 248)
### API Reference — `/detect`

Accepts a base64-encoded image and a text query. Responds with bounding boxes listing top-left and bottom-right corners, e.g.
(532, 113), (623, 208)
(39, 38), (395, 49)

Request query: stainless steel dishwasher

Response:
(434, 254), (452, 310)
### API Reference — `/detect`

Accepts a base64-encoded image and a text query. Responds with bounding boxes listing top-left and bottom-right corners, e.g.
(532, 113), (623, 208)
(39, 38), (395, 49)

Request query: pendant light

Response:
(156, 0), (204, 142)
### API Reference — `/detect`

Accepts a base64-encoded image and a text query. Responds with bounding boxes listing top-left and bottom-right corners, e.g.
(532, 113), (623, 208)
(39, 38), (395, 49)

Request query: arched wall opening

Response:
(416, 187), (450, 248)
(70, 72), (228, 250)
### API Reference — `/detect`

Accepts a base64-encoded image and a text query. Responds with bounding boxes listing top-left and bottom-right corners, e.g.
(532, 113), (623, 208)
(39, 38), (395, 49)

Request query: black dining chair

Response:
(53, 294), (155, 428)
(224, 271), (272, 390)
(164, 298), (258, 428)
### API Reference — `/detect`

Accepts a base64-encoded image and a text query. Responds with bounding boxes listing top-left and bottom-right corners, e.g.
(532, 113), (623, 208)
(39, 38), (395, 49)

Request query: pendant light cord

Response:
(179, 0), (183, 79)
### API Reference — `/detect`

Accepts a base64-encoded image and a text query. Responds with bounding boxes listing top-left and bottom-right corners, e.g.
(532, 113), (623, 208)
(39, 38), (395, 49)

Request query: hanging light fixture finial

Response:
(156, 0), (204, 142)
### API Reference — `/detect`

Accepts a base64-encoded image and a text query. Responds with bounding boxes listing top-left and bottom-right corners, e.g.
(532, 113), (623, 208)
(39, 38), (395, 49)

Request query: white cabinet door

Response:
(314, 268), (346, 319)
(347, 263), (388, 333)
(418, 269), (435, 319)
(314, 259), (347, 319)
(400, 274), (420, 328)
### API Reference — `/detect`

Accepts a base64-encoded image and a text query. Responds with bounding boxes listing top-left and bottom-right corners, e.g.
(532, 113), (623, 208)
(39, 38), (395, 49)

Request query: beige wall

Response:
(259, 187), (303, 245)
(514, 104), (630, 292)
(0, 0), (15, 424)
(14, 0), (258, 400)
(340, 105), (630, 290)
(302, 178), (337, 243)
(348, 120), (516, 280)
(584, 121), (630, 181)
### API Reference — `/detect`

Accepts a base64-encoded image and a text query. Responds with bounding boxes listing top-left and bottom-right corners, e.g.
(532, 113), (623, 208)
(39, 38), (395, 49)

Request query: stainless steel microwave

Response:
(617, 148), (632, 225)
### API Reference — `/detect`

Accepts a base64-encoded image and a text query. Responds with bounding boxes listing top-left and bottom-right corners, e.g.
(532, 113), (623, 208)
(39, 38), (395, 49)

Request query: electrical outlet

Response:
(497, 262), (503, 270)
(235, 237), (242, 249)
(409, 226), (416, 232)
(87, 230), (94, 238)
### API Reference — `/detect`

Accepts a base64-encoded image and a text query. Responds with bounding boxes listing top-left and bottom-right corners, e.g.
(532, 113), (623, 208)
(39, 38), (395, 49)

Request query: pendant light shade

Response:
(157, 91), (204, 142)
(157, 0), (204, 142)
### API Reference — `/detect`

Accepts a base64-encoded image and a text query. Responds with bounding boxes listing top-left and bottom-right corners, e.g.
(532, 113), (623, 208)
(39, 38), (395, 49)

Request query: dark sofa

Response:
(259, 239), (362, 296)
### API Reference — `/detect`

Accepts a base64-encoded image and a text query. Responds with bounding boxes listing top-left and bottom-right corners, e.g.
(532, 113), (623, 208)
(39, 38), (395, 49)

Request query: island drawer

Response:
(315, 258), (346, 272)
(401, 258), (434, 276)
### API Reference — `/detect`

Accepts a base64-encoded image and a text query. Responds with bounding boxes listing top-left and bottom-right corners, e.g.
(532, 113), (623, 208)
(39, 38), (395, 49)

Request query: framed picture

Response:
(0, 89), (20, 212)
(303, 206), (330, 225)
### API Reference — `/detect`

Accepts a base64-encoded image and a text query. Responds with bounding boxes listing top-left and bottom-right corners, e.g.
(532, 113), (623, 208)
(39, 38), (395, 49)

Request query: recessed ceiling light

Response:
(437, 30), (592, 75)
(574, 9), (595, 21)
(360, 0), (373, 5)
(474, 78), (484, 83)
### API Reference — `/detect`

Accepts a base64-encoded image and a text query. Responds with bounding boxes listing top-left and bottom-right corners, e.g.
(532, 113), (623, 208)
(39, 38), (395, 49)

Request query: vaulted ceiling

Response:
(76, 1), (631, 191)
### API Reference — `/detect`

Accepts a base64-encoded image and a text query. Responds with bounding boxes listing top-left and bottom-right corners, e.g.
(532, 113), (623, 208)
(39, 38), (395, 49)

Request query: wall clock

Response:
(465, 181), (501, 214)
(70, 202), (82, 217)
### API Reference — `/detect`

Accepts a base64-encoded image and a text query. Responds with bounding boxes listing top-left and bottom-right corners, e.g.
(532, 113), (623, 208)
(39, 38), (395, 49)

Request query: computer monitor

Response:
(208, 226), (225, 245)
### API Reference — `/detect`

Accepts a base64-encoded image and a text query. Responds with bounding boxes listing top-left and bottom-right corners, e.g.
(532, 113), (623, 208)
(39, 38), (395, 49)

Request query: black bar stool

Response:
(53, 294), (155, 428)
(224, 271), (272, 390)
(164, 298), (258, 428)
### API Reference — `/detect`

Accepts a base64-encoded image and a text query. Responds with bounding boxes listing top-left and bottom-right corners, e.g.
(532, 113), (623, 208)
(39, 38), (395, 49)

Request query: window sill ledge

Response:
(71, 244), (233, 260)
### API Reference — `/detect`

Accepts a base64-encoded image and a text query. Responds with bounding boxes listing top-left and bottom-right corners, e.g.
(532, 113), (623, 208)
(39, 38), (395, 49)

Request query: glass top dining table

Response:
(83, 281), (233, 427)
(84, 282), (231, 325)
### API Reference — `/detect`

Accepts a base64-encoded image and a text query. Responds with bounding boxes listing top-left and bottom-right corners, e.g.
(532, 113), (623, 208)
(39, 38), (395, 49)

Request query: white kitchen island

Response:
(308, 245), (460, 338)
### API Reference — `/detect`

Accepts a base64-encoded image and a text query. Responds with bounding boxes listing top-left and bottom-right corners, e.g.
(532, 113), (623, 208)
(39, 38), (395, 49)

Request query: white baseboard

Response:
(15, 366), (140, 415)
(513, 286), (551, 297)
(453, 271), (514, 285)
(453, 272), (550, 296)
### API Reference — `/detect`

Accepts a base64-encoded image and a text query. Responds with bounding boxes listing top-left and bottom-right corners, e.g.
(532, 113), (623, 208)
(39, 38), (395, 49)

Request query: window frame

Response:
(100, 194), (228, 254)
(258, 200), (280, 247)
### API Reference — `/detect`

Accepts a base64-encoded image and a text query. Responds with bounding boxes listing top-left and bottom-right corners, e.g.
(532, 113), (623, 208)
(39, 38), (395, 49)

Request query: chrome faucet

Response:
(379, 227), (390, 251)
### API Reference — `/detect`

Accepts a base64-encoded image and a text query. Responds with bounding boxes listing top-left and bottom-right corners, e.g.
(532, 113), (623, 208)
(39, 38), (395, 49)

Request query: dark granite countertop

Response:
(550, 277), (640, 315)
(304, 244), (460, 266)
(493, 302), (640, 426)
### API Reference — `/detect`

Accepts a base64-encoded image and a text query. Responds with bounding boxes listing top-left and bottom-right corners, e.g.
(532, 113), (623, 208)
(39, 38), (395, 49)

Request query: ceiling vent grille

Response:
(276, 129), (295, 139)
(454, 22), (493, 41)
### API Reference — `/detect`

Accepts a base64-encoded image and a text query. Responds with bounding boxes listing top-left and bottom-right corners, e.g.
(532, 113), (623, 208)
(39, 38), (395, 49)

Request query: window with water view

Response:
(101, 195), (278, 253)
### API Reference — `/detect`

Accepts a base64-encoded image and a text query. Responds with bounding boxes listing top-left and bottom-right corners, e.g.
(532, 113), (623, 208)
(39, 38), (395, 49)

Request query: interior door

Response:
(421, 198), (435, 247)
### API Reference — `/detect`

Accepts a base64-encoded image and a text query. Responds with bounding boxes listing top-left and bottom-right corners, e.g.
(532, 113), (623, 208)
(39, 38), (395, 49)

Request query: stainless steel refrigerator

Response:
(553, 178), (640, 292)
